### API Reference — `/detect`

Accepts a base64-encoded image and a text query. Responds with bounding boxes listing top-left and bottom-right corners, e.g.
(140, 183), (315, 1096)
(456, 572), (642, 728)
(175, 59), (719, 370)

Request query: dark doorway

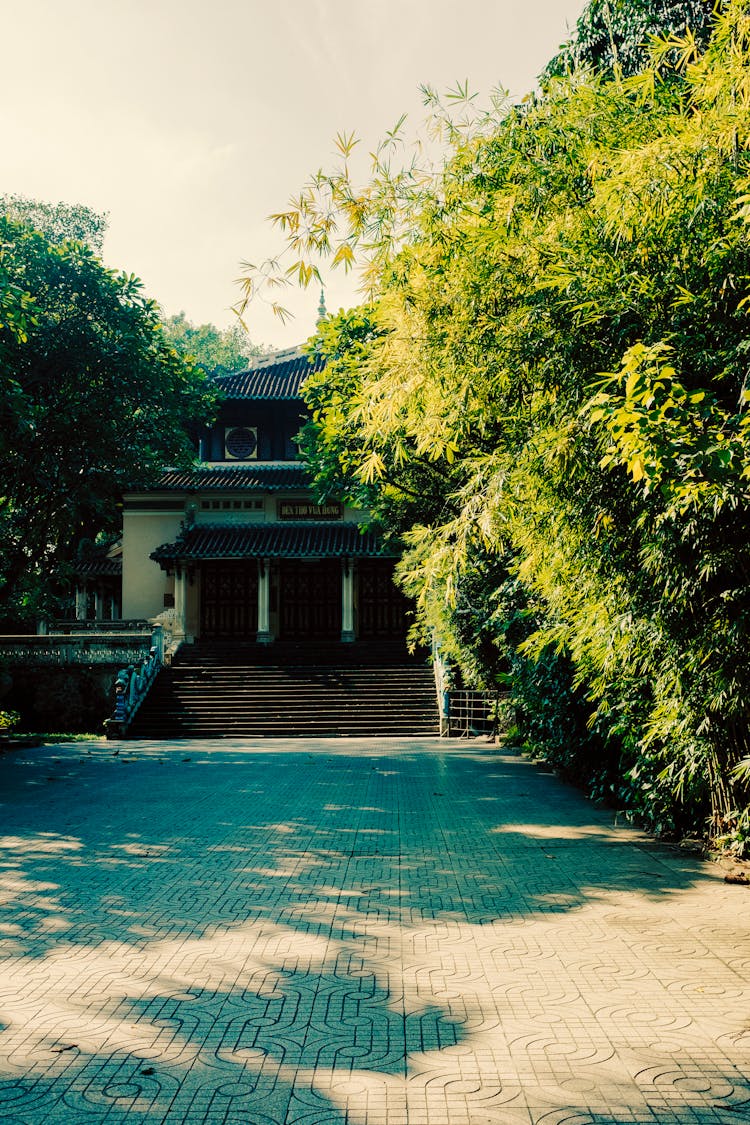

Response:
(200, 562), (259, 638)
(358, 559), (408, 639)
(279, 560), (341, 639)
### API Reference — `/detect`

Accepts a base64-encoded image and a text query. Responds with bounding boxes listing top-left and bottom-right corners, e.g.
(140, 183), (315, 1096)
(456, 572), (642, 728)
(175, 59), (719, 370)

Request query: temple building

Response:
(119, 345), (409, 649)
(36, 341), (443, 739)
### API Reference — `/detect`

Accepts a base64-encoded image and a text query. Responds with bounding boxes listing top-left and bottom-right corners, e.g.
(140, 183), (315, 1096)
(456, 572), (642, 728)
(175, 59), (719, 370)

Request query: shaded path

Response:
(0, 737), (748, 1123)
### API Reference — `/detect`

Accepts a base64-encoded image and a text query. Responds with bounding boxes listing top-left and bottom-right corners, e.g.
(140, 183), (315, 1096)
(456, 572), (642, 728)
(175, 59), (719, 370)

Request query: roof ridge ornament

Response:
(317, 288), (327, 325)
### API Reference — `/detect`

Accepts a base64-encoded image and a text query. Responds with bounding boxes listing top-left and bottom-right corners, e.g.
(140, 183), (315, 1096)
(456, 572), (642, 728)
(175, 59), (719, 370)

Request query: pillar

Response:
(257, 559), (272, 643)
(174, 566), (187, 640)
(94, 587), (104, 621)
(75, 583), (88, 622)
(341, 558), (355, 643)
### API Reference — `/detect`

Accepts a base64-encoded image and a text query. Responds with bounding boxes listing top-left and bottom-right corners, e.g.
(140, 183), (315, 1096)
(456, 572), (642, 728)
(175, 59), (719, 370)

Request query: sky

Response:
(4, 0), (588, 350)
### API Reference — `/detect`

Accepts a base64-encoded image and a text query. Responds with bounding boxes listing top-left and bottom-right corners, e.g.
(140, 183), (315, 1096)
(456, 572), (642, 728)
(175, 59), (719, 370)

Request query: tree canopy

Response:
(544, 0), (718, 79)
(0, 215), (213, 625)
(161, 312), (264, 372)
(244, 0), (750, 850)
(0, 194), (108, 252)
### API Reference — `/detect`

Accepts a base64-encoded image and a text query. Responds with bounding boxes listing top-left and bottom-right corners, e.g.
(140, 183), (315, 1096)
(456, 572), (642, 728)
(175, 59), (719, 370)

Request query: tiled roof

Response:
(151, 523), (396, 563)
(155, 465), (311, 491)
(213, 347), (325, 400)
(74, 558), (123, 577)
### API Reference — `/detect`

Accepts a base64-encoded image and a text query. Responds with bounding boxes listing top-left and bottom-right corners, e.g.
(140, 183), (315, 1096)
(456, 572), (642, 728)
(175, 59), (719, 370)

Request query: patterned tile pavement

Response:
(0, 737), (748, 1124)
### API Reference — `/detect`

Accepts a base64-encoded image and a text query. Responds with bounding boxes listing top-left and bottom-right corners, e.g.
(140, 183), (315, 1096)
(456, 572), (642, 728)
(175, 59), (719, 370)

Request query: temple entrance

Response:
(200, 562), (258, 638)
(278, 559), (341, 639)
(358, 559), (409, 639)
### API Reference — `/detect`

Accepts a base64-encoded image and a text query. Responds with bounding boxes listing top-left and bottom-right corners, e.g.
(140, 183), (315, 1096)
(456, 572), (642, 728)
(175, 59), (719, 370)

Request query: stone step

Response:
(173, 642), (424, 668)
(151, 684), (436, 697)
(128, 654), (438, 739)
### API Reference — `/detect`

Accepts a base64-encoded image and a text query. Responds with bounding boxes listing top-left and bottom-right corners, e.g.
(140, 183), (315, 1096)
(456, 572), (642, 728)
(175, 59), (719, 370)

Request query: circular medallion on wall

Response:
(225, 427), (258, 460)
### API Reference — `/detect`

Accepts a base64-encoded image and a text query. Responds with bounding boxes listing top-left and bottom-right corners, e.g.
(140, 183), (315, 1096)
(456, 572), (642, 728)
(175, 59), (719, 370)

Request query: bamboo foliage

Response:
(258, 2), (750, 849)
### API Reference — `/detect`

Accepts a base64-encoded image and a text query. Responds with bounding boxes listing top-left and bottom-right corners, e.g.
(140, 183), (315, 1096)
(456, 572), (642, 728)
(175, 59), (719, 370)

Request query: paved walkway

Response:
(0, 738), (748, 1125)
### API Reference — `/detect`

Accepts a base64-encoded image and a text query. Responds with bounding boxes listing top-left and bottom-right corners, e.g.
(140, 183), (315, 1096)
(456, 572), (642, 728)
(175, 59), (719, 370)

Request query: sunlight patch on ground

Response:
(0, 834), (82, 853)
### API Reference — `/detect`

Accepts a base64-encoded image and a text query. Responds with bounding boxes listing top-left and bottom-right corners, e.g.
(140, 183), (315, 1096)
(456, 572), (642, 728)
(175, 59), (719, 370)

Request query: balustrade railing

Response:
(104, 626), (164, 738)
(0, 630), (154, 665)
(37, 619), (149, 635)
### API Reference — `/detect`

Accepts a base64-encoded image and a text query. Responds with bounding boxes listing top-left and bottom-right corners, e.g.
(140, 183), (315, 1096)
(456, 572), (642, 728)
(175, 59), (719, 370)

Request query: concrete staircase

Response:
(126, 642), (439, 739)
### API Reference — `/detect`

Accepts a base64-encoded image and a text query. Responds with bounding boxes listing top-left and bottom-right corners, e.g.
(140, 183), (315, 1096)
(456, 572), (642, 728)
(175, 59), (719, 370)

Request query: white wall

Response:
(122, 508), (183, 620)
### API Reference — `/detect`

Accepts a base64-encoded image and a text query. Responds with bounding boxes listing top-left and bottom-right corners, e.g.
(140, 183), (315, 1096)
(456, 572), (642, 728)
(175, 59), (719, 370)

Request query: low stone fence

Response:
(0, 629), (160, 734)
(37, 619), (150, 635)
(0, 633), (154, 667)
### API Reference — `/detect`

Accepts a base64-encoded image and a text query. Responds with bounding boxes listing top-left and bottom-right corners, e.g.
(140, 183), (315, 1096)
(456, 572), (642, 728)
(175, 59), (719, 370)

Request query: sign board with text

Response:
(277, 500), (343, 521)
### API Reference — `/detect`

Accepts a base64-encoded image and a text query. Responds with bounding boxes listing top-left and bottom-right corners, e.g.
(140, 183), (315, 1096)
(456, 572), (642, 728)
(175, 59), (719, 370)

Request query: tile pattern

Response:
(212, 346), (325, 400)
(151, 522), (391, 563)
(0, 738), (748, 1124)
(155, 466), (310, 493)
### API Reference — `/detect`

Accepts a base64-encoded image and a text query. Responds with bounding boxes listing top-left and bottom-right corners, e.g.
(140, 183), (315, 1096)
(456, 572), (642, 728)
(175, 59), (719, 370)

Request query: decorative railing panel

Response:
(37, 620), (150, 635)
(104, 626), (165, 738)
(0, 633), (154, 666)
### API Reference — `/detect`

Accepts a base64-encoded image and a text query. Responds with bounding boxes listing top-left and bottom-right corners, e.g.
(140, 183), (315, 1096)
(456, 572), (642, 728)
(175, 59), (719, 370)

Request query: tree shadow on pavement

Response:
(0, 740), (746, 1123)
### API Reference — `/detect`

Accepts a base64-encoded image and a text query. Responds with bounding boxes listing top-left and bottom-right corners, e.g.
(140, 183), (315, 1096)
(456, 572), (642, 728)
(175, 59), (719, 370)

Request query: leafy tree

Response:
(0, 217), (214, 625)
(244, 1), (750, 849)
(1, 194), (108, 252)
(544, 0), (718, 79)
(301, 306), (459, 530)
(162, 311), (263, 372)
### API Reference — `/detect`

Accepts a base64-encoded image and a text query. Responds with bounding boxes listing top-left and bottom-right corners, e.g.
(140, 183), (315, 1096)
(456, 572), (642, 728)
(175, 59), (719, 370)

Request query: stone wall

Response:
(0, 633), (154, 733)
(3, 665), (120, 733)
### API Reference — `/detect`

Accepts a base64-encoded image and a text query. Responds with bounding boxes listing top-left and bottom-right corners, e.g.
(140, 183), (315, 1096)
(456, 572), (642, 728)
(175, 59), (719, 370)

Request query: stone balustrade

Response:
(0, 632), (156, 666)
(431, 637), (453, 737)
(104, 629), (164, 738)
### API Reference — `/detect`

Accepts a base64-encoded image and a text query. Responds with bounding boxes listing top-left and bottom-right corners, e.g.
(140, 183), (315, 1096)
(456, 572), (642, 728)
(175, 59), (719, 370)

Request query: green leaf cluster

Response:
(256, 1), (750, 849)
(0, 193), (108, 252)
(543, 0), (718, 80)
(0, 215), (215, 625)
(161, 312), (264, 373)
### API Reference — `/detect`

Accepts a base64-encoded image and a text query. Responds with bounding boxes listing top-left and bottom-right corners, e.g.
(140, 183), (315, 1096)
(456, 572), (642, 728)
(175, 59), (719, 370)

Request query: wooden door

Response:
(200, 562), (258, 638)
(279, 560), (341, 639)
(357, 559), (408, 639)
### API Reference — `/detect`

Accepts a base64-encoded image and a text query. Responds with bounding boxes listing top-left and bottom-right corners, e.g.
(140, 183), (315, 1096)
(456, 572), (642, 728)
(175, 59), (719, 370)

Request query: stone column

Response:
(94, 587), (104, 621)
(75, 583), (88, 622)
(174, 566), (187, 640)
(257, 559), (272, 643)
(341, 558), (355, 643)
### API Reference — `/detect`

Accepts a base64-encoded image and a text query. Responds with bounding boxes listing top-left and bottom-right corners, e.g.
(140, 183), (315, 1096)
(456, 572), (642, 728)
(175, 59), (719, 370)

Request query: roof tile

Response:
(74, 558), (123, 577)
(156, 465), (311, 491)
(151, 523), (395, 563)
(212, 347), (324, 400)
